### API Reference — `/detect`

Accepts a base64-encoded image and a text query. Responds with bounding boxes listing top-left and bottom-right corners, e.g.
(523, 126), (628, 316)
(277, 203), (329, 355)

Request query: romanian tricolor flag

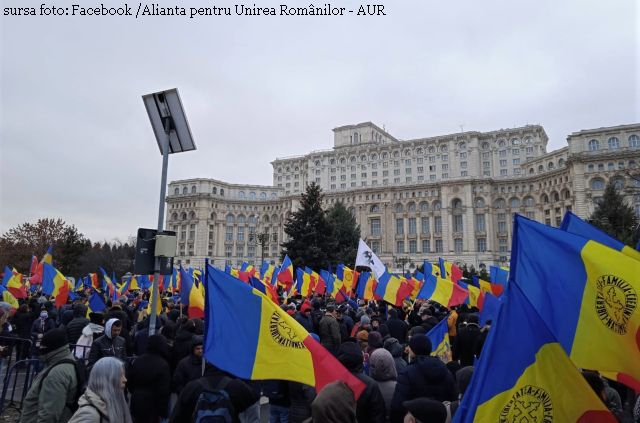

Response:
(129, 275), (141, 291)
(335, 264), (356, 298)
(511, 214), (640, 390)
(474, 276), (504, 297)
(479, 293), (502, 327)
(417, 275), (468, 308)
(277, 255), (294, 290)
(188, 280), (205, 318)
(249, 277), (280, 305)
(88, 291), (107, 314)
(439, 258), (463, 284)
(489, 265), (509, 286)
(296, 268), (313, 297)
(2, 266), (27, 299)
(260, 262), (276, 286)
(100, 267), (117, 300)
(426, 317), (452, 364)
(0, 285), (19, 310)
(455, 282), (615, 422)
(423, 261), (443, 279)
(29, 246), (53, 285)
(204, 266), (366, 398)
(179, 266), (194, 306)
(42, 263), (70, 308)
(459, 281), (485, 310)
(356, 272), (378, 301)
(376, 273), (413, 307)
(561, 211), (640, 261)
(42, 246), (53, 264)
(405, 272), (423, 301)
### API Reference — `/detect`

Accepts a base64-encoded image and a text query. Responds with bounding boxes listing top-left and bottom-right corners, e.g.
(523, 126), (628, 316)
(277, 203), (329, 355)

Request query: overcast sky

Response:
(1, 0), (638, 243)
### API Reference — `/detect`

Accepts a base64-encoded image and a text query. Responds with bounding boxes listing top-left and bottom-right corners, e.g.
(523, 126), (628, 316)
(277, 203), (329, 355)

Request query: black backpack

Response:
(38, 358), (88, 412)
(192, 376), (235, 423)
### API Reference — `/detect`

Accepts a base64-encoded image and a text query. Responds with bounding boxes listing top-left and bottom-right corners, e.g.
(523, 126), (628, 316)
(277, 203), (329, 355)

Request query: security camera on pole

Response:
(141, 88), (196, 335)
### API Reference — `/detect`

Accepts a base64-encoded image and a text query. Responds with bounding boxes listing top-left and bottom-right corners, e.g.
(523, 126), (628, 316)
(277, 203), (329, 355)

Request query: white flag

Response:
(355, 239), (387, 278)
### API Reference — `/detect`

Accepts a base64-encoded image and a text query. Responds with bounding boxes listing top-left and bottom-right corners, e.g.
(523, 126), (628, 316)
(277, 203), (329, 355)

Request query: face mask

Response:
(40, 312), (48, 319)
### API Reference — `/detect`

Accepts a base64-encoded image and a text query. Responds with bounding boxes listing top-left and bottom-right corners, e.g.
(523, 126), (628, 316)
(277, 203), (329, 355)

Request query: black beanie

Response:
(403, 398), (447, 423)
(337, 341), (363, 372)
(409, 334), (432, 356)
(40, 328), (68, 354)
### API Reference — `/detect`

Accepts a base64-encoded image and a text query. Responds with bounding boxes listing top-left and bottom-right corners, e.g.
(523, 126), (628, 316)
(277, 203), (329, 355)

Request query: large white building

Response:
(166, 122), (640, 270)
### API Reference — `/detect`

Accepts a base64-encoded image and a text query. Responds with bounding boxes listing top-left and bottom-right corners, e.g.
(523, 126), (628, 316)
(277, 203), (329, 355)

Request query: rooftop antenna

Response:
(459, 123), (465, 132)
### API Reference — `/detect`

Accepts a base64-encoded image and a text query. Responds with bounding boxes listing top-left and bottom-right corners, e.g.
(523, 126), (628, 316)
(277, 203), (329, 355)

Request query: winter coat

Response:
(13, 309), (33, 338)
(294, 312), (314, 333)
(370, 348), (398, 421)
(389, 355), (457, 423)
(88, 333), (126, 368)
(172, 353), (203, 393)
(383, 338), (407, 376)
(128, 336), (171, 422)
(68, 388), (110, 423)
(455, 323), (481, 367)
(288, 381), (316, 423)
(20, 345), (78, 423)
(170, 369), (259, 423)
(30, 317), (56, 340)
(304, 381), (356, 423)
(385, 317), (408, 344)
(171, 330), (194, 363)
(75, 323), (104, 360)
(318, 314), (341, 353)
(354, 372), (386, 423)
(66, 317), (90, 345)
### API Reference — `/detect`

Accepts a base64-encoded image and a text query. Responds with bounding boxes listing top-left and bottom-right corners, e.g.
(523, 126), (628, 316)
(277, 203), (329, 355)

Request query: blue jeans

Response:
(270, 404), (289, 423)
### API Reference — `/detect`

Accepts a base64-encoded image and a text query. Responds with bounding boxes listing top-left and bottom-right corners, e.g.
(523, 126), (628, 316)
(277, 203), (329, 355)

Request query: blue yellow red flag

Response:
(417, 275), (468, 308)
(88, 291), (107, 314)
(479, 293), (502, 327)
(459, 281), (485, 310)
(2, 267), (26, 299)
(277, 255), (294, 289)
(561, 211), (640, 261)
(188, 279), (205, 318)
(426, 317), (452, 363)
(204, 266), (366, 398)
(42, 263), (70, 307)
(376, 273), (412, 307)
(336, 264), (356, 297)
(356, 272), (377, 301)
(511, 214), (640, 390)
(42, 246), (53, 264)
(439, 258), (463, 284)
(179, 266), (194, 306)
(0, 285), (19, 310)
(454, 282), (615, 422)
(489, 265), (509, 286)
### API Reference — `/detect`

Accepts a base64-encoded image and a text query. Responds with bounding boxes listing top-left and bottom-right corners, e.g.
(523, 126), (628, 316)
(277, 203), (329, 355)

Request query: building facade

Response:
(166, 122), (640, 270)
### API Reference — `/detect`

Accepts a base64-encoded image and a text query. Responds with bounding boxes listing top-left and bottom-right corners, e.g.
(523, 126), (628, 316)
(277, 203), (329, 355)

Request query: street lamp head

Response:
(142, 88), (196, 155)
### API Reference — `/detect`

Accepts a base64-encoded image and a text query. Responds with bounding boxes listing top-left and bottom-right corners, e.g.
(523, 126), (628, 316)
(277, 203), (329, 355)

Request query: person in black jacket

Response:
(64, 304), (89, 345)
(385, 308), (408, 344)
(88, 318), (126, 368)
(170, 364), (259, 423)
(128, 334), (172, 423)
(336, 341), (386, 423)
(172, 338), (204, 393)
(389, 334), (457, 423)
(454, 314), (481, 367)
(13, 304), (33, 360)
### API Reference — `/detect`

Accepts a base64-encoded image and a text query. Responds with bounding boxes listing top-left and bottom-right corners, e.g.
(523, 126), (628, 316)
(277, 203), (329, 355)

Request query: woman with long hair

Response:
(68, 357), (132, 423)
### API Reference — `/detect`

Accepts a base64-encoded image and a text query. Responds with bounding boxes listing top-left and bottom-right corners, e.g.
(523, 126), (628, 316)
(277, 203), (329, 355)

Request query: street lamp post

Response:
(257, 232), (269, 264)
(393, 255), (413, 274)
(142, 89), (196, 336)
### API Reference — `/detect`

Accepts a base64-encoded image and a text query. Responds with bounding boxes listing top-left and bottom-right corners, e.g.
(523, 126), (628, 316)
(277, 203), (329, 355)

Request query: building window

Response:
(421, 217), (430, 234)
(225, 244), (232, 258)
(453, 215), (463, 232)
(591, 178), (605, 190)
(237, 226), (244, 242)
(435, 239), (443, 253)
(500, 169), (508, 176)
(409, 240), (417, 253)
(588, 139), (599, 151)
(500, 159), (507, 167)
(434, 216), (442, 234)
(396, 218), (404, 235)
(497, 213), (507, 233)
(422, 239), (430, 253)
(189, 224), (196, 240)
(499, 238), (508, 253)
(248, 245), (255, 258)
(513, 158), (520, 165)
(396, 240), (405, 253)
(370, 240), (380, 254)
(629, 135), (639, 148)
(408, 218), (417, 234)
(477, 238), (486, 252)
(475, 214), (485, 232)
(512, 149), (520, 155)
(371, 218), (381, 236)
(454, 239), (463, 253)
(225, 226), (233, 241)
(608, 137), (620, 150)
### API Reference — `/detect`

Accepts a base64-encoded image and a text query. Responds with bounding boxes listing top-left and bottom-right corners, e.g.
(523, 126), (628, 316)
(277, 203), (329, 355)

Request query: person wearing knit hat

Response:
(390, 334), (456, 422)
(402, 398), (448, 423)
(350, 314), (372, 337)
(21, 328), (79, 423)
(337, 342), (386, 423)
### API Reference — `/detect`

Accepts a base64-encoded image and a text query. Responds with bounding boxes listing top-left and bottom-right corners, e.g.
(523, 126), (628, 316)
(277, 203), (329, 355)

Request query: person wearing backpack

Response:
(68, 357), (133, 423)
(20, 328), (79, 423)
(170, 363), (259, 423)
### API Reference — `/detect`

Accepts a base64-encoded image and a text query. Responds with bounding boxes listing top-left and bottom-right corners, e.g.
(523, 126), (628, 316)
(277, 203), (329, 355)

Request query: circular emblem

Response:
(500, 385), (553, 423)
(269, 312), (305, 349)
(595, 275), (637, 335)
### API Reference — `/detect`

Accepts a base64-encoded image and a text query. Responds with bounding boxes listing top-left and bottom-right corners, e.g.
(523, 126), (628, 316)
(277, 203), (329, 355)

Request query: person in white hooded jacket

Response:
(88, 318), (126, 369)
(75, 312), (105, 360)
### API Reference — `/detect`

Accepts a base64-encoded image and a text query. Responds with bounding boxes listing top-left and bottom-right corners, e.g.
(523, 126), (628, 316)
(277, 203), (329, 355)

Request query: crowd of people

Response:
(0, 289), (638, 423)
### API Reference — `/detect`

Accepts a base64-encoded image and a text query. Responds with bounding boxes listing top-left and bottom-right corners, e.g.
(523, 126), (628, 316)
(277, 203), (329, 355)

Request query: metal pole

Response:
(149, 119), (170, 335)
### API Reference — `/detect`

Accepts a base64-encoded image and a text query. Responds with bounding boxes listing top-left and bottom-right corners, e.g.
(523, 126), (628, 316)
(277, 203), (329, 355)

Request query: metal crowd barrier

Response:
(0, 336), (33, 381)
(0, 359), (40, 415)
